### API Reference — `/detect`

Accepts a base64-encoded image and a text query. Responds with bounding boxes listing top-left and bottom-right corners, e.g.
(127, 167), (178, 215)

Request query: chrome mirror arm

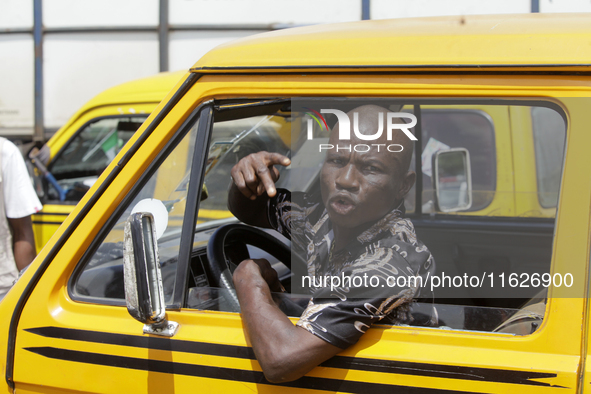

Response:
(123, 212), (179, 337)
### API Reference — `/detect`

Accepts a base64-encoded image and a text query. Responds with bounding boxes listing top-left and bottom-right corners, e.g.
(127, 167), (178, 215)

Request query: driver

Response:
(228, 104), (435, 383)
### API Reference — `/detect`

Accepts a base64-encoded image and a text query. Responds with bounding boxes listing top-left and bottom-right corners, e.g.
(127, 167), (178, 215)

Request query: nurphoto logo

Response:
(304, 108), (417, 152)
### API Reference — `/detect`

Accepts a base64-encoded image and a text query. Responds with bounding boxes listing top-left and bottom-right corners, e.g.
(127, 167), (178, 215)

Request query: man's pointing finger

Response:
(265, 153), (291, 167)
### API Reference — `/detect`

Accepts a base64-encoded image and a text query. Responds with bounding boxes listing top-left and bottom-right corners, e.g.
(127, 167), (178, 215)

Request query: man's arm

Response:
(228, 151), (290, 228)
(230, 152), (341, 382)
(233, 259), (342, 383)
(8, 216), (36, 271)
(1, 139), (42, 272)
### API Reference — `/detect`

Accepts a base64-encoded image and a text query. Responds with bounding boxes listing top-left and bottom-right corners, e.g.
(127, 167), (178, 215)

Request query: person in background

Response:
(0, 137), (42, 300)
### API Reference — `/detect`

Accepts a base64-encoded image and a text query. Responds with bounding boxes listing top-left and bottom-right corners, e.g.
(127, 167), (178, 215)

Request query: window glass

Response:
(421, 108), (496, 212)
(405, 107), (496, 214)
(71, 115), (197, 303)
(186, 110), (293, 312)
(48, 116), (146, 202)
(196, 115), (291, 226)
(70, 98), (568, 338)
(531, 107), (566, 208)
(185, 99), (566, 338)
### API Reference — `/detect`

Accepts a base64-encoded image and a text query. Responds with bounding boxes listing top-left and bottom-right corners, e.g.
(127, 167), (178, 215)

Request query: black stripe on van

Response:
(25, 346), (482, 394)
(25, 326), (564, 388)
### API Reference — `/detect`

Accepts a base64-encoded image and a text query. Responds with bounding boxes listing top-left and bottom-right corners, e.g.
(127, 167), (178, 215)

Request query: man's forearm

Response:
(234, 260), (300, 380)
(13, 239), (36, 271)
(233, 260), (341, 382)
(8, 216), (36, 271)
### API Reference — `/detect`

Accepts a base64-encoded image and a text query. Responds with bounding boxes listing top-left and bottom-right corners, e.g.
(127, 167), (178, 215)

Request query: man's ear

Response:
(398, 170), (416, 199)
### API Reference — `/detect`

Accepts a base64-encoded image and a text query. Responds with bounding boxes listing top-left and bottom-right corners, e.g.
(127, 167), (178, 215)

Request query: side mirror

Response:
(28, 145), (67, 201)
(433, 148), (472, 212)
(27, 143), (50, 166)
(26, 144), (49, 201)
(123, 212), (179, 337)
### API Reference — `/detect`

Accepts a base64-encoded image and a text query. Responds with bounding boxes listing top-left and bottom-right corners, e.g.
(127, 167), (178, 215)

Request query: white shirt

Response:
(1, 139), (43, 218)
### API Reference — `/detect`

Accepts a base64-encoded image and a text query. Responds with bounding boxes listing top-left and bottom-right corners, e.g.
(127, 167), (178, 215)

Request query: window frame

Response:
(67, 103), (212, 308)
(530, 106), (568, 209)
(49, 114), (149, 173)
(67, 96), (568, 328)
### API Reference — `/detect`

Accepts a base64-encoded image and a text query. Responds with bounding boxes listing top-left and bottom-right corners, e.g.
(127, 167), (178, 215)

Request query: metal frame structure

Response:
(0, 0), (541, 141)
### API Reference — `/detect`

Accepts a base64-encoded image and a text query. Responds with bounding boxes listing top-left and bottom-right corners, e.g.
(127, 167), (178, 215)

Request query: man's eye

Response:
(365, 165), (379, 172)
(329, 158), (344, 165)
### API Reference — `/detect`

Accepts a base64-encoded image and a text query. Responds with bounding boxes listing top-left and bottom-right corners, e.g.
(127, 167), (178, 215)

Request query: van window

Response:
(47, 116), (147, 202)
(70, 113), (198, 304)
(187, 99), (565, 336)
(70, 98), (567, 337)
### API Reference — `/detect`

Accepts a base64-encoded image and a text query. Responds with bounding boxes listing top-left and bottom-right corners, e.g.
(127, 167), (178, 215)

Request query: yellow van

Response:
(3, 13), (591, 393)
(29, 70), (185, 251)
(31, 82), (556, 253)
(30, 70), (287, 251)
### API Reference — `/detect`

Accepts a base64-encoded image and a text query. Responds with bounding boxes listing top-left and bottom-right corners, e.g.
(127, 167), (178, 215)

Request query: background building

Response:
(1, 0), (590, 141)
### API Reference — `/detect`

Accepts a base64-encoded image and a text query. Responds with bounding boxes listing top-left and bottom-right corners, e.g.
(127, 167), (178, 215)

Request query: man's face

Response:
(320, 113), (414, 232)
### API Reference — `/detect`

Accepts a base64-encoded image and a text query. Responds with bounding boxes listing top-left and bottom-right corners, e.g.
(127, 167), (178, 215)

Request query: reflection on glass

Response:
(435, 148), (472, 212)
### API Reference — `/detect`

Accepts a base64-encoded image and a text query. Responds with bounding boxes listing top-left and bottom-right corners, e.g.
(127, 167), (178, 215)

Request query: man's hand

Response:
(251, 258), (284, 293)
(230, 152), (290, 200)
(228, 152), (291, 228)
(238, 258), (283, 293)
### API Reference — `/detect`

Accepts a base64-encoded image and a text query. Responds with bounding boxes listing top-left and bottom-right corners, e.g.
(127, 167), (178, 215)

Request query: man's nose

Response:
(335, 164), (360, 191)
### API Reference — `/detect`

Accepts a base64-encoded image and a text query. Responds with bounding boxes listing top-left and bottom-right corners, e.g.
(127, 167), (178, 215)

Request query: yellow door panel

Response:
(12, 76), (591, 393)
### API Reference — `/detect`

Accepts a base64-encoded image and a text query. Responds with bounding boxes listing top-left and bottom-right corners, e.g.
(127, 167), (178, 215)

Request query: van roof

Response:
(49, 70), (186, 146)
(191, 13), (591, 73)
(81, 70), (187, 109)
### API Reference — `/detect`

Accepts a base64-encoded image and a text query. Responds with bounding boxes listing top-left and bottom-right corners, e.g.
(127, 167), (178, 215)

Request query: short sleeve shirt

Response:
(268, 189), (435, 349)
(1, 139), (42, 218)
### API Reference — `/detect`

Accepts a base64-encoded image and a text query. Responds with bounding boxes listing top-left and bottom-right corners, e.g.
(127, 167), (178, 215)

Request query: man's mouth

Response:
(329, 195), (356, 215)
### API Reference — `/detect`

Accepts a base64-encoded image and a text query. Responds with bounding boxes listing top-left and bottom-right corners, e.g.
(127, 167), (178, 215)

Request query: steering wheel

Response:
(205, 223), (293, 309)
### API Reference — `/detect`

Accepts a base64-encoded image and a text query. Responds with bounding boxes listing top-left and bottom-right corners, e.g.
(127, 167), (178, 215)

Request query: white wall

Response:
(371, 0), (531, 19)
(170, 30), (267, 71)
(43, 0), (159, 27)
(169, 0), (361, 25)
(0, 34), (34, 135)
(0, 0), (34, 135)
(540, 0), (591, 12)
(168, 0), (362, 70)
(0, 0), (33, 28)
(44, 33), (160, 127)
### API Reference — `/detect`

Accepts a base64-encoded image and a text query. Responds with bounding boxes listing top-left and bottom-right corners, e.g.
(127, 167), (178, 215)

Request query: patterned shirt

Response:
(268, 189), (436, 349)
